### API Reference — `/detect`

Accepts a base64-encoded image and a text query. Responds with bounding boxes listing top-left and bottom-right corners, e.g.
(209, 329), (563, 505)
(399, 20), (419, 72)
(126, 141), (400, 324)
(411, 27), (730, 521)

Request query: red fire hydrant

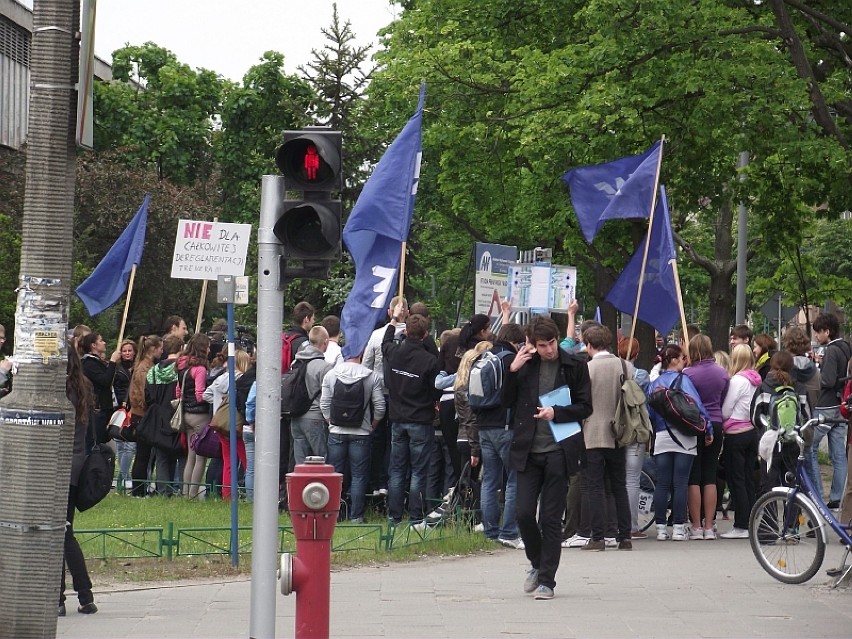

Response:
(279, 456), (342, 639)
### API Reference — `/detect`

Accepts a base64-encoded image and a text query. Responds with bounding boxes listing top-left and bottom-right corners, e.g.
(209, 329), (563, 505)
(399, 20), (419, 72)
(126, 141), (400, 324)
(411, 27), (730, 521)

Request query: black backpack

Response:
(281, 357), (322, 417)
(330, 377), (369, 428)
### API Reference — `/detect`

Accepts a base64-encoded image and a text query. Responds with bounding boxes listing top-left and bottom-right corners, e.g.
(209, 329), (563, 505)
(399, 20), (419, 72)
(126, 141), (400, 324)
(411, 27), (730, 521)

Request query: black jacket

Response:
(382, 323), (441, 424)
(818, 338), (851, 409)
(502, 347), (593, 474)
(82, 353), (117, 412)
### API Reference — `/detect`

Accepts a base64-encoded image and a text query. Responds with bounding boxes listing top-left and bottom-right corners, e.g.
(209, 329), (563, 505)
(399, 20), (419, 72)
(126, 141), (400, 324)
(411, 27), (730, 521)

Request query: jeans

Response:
(479, 428), (518, 540)
(582, 447), (631, 542)
(327, 433), (372, 520)
(291, 415), (328, 465)
(369, 409), (390, 492)
(517, 450), (567, 590)
(388, 422), (435, 523)
(624, 442), (646, 532)
(243, 428), (255, 502)
(807, 407), (848, 502)
(654, 451), (693, 525)
(723, 428), (758, 529)
(427, 433), (454, 504)
(116, 440), (136, 489)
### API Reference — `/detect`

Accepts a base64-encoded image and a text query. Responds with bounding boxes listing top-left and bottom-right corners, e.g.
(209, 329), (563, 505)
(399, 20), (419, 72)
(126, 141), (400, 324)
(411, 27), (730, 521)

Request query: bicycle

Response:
(748, 414), (852, 585)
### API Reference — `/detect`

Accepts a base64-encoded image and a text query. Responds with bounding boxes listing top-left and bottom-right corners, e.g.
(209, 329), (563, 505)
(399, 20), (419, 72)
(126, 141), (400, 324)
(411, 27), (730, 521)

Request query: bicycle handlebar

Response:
(796, 414), (849, 436)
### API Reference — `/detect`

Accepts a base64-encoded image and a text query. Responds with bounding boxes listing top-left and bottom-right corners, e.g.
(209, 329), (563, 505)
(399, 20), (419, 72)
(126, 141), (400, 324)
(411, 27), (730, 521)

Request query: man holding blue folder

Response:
(502, 316), (593, 600)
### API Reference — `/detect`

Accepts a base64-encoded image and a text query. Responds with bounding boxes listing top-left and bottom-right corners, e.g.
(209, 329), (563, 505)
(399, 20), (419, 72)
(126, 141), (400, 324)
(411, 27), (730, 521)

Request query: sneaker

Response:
(523, 567), (540, 593)
(534, 585), (555, 600)
(77, 602), (98, 614)
(703, 528), (716, 540)
(618, 540), (633, 551)
(582, 539), (605, 551)
(631, 530), (648, 540)
(672, 524), (688, 541)
(688, 526), (705, 541)
(720, 527), (749, 539)
(411, 520), (431, 532)
(473, 523), (485, 533)
(425, 503), (451, 524)
(562, 534), (589, 548)
(656, 524), (669, 541)
(58, 603), (66, 617)
(604, 537), (617, 548)
(827, 500), (840, 510)
(498, 537), (525, 550)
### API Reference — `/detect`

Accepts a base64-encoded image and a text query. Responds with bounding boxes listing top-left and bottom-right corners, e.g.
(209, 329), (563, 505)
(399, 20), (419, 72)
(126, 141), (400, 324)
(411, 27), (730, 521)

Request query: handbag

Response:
(648, 372), (707, 443)
(170, 370), (189, 432)
(210, 393), (245, 434)
(109, 406), (135, 442)
(76, 417), (116, 512)
(190, 423), (223, 459)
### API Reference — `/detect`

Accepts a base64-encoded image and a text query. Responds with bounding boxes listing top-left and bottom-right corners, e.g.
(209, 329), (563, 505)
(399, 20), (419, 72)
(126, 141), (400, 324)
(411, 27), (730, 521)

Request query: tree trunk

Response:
(0, 0), (78, 636)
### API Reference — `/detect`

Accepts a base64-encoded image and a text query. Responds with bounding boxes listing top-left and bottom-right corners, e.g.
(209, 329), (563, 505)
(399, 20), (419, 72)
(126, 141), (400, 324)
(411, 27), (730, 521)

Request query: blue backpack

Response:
(468, 350), (513, 411)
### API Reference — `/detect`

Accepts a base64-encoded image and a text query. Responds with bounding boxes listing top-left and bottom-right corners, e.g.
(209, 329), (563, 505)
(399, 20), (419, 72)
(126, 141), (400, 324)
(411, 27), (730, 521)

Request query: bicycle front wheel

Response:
(749, 490), (825, 584)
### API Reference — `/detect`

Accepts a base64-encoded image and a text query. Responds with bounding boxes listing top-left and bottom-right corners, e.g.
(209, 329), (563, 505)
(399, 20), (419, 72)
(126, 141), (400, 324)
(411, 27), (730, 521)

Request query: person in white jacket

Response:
(320, 357), (386, 522)
(719, 345), (761, 538)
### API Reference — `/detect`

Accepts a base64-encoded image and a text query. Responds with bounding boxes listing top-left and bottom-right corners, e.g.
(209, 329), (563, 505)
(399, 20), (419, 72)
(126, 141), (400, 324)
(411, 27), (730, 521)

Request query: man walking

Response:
(503, 316), (592, 600)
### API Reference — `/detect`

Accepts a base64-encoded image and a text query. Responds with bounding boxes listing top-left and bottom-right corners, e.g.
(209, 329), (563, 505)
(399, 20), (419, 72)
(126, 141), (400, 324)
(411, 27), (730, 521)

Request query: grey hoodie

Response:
(294, 344), (333, 421)
(320, 362), (385, 436)
(792, 354), (821, 415)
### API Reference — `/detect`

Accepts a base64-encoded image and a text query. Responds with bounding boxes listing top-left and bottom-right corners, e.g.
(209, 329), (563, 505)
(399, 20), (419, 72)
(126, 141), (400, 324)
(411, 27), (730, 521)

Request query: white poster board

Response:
(171, 219), (252, 281)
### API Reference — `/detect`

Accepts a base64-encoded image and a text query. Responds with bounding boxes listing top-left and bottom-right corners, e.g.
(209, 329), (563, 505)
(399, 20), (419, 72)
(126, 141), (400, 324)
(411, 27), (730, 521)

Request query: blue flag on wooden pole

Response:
(76, 194), (149, 316)
(340, 85), (425, 360)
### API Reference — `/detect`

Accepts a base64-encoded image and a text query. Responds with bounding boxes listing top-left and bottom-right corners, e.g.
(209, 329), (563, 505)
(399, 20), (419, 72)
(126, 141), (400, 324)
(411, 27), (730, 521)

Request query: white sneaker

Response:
(473, 523), (485, 533)
(720, 527), (750, 539)
(498, 537), (525, 550)
(656, 524), (669, 541)
(562, 534), (589, 548)
(688, 526), (705, 541)
(672, 524), (688, 541)
(703, 528), (716, 540)
(604, 537), (617, 548)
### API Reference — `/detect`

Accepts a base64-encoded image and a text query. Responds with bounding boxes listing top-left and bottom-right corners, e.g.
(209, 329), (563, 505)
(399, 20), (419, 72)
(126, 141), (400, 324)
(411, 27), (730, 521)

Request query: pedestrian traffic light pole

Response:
(250, 176), (286, 639)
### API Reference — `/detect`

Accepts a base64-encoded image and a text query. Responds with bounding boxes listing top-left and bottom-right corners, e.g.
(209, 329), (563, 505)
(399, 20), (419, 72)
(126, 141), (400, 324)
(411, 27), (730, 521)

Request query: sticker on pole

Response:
(171, 220), (252, 281)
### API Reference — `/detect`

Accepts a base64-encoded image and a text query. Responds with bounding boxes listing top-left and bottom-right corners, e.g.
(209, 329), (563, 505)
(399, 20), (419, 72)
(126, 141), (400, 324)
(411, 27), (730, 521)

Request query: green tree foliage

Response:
(369, 0), (851, 348)
(94, 43), (225, 186)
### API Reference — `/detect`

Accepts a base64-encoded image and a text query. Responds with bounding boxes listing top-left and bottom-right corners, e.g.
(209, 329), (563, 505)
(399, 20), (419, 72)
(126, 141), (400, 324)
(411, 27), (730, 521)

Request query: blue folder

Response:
(538, 385), (582, 442)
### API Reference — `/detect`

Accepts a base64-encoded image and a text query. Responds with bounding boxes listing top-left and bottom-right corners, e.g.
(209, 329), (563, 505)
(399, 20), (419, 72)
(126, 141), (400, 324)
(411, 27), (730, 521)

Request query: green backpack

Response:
(769, 385), (802, 440)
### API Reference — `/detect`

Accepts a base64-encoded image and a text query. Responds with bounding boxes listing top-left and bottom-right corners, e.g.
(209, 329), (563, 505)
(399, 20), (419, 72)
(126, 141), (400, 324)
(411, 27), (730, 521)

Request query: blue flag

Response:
(605, 186), (680, 337)
(341, 86), (425, 360)
(76, 194), (149, 316)
(563, 141), (662, 243)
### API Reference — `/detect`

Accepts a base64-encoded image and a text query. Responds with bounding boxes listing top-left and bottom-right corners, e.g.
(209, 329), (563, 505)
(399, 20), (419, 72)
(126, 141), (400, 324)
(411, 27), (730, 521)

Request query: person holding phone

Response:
(502, 316), (593, 600)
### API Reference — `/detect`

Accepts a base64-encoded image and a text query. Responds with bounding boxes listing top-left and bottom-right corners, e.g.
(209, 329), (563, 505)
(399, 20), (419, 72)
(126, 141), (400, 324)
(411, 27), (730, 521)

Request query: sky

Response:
(20, 0), (399, 82)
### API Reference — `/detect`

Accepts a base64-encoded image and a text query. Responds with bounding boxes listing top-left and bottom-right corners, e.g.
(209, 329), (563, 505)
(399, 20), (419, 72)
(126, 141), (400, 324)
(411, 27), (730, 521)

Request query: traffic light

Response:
(274, 128), (342, 265)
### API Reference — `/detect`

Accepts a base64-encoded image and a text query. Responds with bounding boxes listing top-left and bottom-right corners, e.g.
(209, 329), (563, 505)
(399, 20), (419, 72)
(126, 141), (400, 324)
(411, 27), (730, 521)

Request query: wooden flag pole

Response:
(195, 217), (218, 335)
(670, 258), (690, 363)
(397, 241), (407, 301)
(626, 134), (666, 360)
(116, 264), (137, 347)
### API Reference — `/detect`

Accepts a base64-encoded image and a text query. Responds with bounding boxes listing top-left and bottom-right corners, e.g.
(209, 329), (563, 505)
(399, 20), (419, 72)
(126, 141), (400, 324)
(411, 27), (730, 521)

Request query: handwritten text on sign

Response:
(171, 220), (252, 281)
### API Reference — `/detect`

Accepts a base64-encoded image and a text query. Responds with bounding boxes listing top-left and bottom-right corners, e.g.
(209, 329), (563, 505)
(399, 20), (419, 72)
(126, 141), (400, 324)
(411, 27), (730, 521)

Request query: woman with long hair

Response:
(60, 344), (98, 616)
(178, 333), (212, 498)
(128, 335), (163, 497)
(683, 334), (727, 540)
(646, 344), (711, 541)
(719, 344), (761, 538)
(113, 338), (137, 488)
(79, 332), (121, 446)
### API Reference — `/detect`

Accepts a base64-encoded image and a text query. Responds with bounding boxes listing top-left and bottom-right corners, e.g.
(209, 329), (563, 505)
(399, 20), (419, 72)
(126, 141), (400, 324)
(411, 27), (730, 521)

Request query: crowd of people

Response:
(23, 302), (851, 610)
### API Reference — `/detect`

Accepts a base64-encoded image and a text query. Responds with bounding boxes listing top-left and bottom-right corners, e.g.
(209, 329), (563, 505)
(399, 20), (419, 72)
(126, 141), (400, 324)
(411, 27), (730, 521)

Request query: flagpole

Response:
(397, 241), (407, 301)
(116, 264), (137, 346)
(670, 258), (691, 364)
(195, 217), (218, 334)
(626, 134), (666, 360)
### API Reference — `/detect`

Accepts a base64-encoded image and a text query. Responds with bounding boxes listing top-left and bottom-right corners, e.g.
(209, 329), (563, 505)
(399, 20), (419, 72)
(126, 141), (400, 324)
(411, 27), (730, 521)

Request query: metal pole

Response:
(250, 176), (285, 638)
(735, 151), (749, 325)
(227, 302), (238, 567)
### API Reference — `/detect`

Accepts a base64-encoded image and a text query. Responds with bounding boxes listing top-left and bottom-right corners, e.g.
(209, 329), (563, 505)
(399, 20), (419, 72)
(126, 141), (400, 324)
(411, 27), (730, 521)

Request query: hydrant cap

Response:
(302, 481), (330, 509)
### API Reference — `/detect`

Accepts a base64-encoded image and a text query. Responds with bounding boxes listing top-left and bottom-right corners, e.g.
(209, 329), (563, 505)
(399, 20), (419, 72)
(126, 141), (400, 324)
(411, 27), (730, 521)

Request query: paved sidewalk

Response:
(57, 533), (852, 638)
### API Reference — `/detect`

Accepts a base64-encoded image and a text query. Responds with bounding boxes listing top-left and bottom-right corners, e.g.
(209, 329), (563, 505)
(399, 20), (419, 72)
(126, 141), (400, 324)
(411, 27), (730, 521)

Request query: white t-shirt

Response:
(325, 340), (343, 367)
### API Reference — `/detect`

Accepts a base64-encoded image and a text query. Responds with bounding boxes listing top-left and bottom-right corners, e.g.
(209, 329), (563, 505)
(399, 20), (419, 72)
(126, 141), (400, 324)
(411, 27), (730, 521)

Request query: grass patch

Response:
(76, 493), (493, 583)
